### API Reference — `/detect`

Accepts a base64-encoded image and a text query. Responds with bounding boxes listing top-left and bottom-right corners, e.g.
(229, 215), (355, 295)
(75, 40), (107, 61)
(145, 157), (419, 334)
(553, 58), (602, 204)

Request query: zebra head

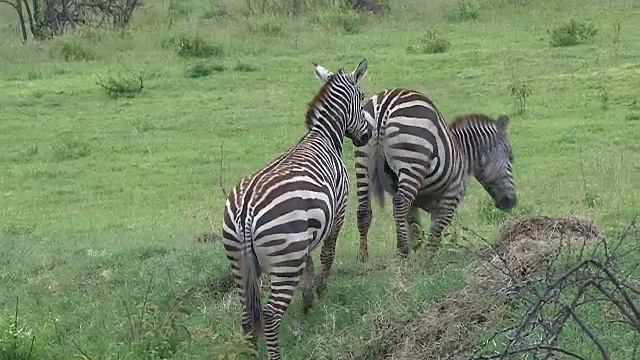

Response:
(473, 115), (517, 210)
(312, 59), (372, 147)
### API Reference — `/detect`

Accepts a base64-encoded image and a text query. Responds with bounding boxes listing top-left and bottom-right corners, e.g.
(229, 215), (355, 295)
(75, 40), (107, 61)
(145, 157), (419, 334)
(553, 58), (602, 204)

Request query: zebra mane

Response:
(449, 113), (498, 131)
(304, 70), (344, 130)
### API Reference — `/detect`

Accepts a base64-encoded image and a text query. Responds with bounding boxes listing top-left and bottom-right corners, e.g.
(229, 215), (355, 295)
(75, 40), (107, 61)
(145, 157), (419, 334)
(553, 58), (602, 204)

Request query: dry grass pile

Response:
(373, 215), (603, 360)
(477, 215), (602, 295)
(374, 287), (505, 360)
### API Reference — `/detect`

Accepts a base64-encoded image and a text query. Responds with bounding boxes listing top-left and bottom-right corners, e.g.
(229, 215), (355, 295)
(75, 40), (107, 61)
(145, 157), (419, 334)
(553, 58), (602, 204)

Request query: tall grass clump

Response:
(549, 19), (598, 47)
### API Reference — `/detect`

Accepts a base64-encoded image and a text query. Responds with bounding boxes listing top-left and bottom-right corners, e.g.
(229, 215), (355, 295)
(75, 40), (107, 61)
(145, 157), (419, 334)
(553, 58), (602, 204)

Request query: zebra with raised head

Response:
(221, 59), (371, 359)
(354, 88), (517, 262)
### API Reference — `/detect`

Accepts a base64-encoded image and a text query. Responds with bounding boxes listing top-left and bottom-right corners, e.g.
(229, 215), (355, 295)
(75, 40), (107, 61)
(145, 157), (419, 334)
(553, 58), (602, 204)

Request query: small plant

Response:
(247, 18), (284, 37)
(59, 40), (94, 61)
(96, 62), (145, 99)
(185, 63), (211, 78)
(612, 19), (621, 44)
(624, 112), (639, 122)
(549, 19), (598, 47)
(446, 0), (479, 22)
(312, 8), (366, 34)
(597, 86), (609, 110)
(53, 132), (91, 161)
(508, 80), (532, 115)
(123, 276), (192, 359)
(171, 34), (224, 58)
(0, 298), (37, 359)
(233, 63), (258, 72)
(408, 28), (451, 54)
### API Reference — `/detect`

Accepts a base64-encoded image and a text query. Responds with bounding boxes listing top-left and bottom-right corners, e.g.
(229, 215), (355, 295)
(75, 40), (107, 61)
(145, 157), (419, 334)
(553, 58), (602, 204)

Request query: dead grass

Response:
(372, 214), (603, 360)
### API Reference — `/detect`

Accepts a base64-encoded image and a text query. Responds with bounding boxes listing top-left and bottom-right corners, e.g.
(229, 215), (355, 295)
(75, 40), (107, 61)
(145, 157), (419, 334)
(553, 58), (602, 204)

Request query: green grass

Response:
(0, 0), (639, 358)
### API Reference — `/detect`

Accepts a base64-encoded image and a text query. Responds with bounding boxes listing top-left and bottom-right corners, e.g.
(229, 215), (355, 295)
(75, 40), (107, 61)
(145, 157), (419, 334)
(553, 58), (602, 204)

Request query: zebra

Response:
(221, 59), (371, 359)
(353, 87), (517, 262)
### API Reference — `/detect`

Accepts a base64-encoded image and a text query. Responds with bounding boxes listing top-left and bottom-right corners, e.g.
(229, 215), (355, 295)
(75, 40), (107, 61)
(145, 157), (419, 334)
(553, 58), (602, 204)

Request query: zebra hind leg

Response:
(356, 199), (373, 263)
(263, 270), (302, 360)
(425, 202), (458, 258)
(392, 183), (418, 258)
(300, 255), (314, 314)
(407, 205), (425, 252)
(315, 215), (345, 296)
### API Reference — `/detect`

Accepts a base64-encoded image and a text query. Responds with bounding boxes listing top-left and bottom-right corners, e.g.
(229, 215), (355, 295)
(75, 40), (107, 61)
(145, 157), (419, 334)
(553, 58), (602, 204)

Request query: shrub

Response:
(185, 62), (225, 78)
(234, 63), (258, 72)
(59, 40), (94, 61)
(408, 28), (451, 54)
(167, 34), (224, 58)
(549, 19), (597, 47)
(97, 71), (144, 99)
(247, 18), (285, 36)
(311, 8), (366, 34)
(446, 0), (479, 22)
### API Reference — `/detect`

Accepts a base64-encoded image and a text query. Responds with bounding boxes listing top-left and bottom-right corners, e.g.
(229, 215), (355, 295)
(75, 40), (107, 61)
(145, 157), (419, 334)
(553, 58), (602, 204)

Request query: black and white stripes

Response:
(221, 60), (371, 360)
(354, 88), (517, 261)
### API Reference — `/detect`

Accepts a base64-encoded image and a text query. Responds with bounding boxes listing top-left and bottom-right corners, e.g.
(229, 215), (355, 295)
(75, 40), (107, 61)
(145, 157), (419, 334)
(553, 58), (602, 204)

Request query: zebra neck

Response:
(307, 109), (345, 154)
(308, 125), (344, 154)
(451, 129), (484, 176)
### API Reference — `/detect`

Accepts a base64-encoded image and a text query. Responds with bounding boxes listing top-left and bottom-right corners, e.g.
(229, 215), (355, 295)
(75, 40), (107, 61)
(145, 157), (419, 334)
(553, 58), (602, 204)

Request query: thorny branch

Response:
(464, 214), (639, 360)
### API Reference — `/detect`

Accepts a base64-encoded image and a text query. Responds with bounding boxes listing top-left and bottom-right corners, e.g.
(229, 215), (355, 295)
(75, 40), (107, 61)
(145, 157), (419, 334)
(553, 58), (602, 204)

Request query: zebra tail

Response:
(368, 138), (386, 208)
(239, 225), (263, 337)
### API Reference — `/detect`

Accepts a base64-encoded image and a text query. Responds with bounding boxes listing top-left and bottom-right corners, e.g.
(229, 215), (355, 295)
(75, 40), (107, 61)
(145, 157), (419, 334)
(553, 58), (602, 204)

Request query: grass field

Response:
(0, 0), (639, 358)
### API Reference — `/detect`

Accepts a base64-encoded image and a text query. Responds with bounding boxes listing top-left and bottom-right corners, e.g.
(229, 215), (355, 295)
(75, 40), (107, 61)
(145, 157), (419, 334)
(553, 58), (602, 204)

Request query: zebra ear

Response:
(496, 115), (510, 134)
(351, 59), (368, 86)
(313, 63), (333, 82)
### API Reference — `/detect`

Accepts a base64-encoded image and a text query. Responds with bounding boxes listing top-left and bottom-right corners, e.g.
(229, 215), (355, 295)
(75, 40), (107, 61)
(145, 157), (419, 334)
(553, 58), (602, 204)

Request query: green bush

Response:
(184, 62), (225, 78)
(59, 41), (94, 61)
(165, 34), (224, 58)
(408, 28), (451, 54)
(549, 19), (598, 47)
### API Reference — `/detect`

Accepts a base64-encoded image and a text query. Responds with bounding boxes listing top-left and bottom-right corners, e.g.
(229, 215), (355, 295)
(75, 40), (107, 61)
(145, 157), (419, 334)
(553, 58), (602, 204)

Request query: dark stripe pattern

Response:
(221, 60), (371, 359)
(354, 88), (517, 262)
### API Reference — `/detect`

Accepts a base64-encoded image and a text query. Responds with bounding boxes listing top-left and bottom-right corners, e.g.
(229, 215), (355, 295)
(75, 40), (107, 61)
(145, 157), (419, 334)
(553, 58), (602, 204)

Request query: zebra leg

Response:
(407, 205), (424, 251)
(316, 210), (346, 296)
(300, 255), (314, 314)
(221, 225), (261, 353)
(424, 201), (458, 256)
(392, 179), (419, 257)
(263, 268), (303, 360)
(356, 197), (373, 263)
(355, 148), (373, 263)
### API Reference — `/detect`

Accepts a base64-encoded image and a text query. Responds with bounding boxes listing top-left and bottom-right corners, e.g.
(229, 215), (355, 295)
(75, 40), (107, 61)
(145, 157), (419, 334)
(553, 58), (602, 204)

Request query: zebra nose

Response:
(496, 195), (517, 210)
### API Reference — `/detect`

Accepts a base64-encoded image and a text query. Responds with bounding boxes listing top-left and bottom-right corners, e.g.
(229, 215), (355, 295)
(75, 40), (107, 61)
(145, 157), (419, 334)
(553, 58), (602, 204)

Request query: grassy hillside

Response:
(0, 0), (638, 358)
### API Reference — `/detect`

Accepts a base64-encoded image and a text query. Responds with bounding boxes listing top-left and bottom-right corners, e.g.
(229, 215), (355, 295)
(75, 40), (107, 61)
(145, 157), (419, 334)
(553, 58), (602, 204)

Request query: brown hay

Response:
(478, 215), (602, 293)
(379, 286), (505, 360)
(372, 215), (603, 360)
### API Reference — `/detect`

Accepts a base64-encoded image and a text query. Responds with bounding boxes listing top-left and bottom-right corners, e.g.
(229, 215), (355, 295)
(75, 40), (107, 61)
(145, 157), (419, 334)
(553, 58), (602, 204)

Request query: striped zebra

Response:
(221, 60), (371, 359)
(354, 88), (517, 262)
